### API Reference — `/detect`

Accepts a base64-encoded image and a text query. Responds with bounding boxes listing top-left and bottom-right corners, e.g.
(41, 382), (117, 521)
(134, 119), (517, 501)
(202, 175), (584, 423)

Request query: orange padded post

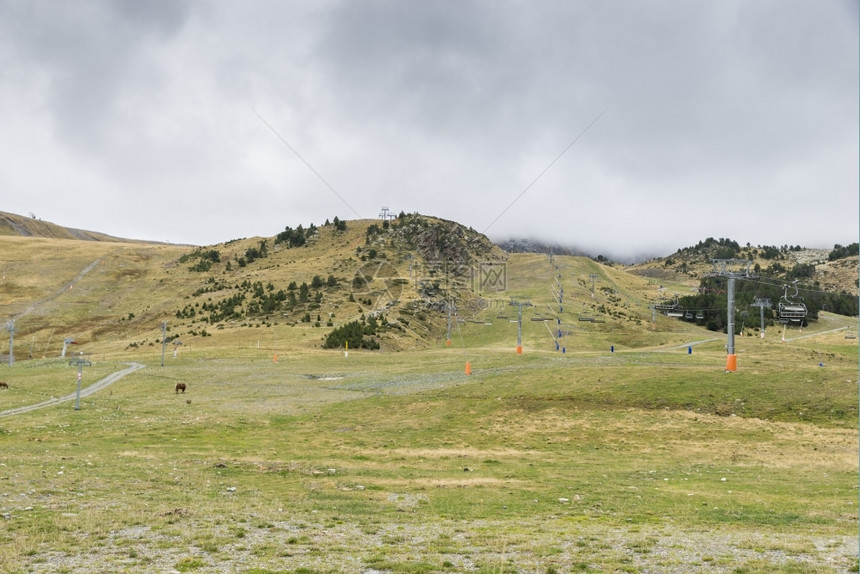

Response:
(725, 354), (737, 372)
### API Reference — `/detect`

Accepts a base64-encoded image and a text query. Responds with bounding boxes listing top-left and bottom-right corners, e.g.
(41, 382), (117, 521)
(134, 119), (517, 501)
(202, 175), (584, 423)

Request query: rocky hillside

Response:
(0, 212), (510, 356)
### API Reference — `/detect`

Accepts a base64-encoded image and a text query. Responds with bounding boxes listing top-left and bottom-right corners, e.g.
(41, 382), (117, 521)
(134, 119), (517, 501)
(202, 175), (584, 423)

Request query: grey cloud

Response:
(0, 1), (855, 255)
(1, 0), (190, 152)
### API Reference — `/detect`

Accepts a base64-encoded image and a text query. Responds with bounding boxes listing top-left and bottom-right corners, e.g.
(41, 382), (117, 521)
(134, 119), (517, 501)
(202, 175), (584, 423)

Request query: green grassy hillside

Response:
(0, 214), (856, 572)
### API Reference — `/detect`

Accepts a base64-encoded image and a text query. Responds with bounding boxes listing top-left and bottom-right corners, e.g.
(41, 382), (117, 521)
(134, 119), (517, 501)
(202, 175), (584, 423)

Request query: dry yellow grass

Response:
(0, 216), (856, 572)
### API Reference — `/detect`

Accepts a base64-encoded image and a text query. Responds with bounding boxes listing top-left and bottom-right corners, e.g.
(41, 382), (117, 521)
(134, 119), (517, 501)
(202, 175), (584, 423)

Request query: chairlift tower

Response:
(750, 298), (772, 339)
(161, 321), (168, 367)
(588, 273), (598, 298)
(5, 320), (14, 366)
(61, 337), (75, 358)
(708, 259), (754, 372)
(553, 276), (564, 311)
(509, 297), (532, 354)
(378, 206), (395, 221)
(69, 352), (92, 410)
(446, 300), (453, 346)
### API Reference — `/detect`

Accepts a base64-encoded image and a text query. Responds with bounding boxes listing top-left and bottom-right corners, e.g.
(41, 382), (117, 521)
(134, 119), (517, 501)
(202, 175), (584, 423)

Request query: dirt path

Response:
(784, 326), (848, 342)
(13, 258), (102, 320)
(664, 337), (721, 350)
(0, 362), (144, 418)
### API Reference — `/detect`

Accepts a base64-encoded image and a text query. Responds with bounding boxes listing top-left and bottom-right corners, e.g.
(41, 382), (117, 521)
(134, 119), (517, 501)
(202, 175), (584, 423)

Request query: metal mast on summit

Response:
(708, 259), (754, 372)
(378, 206), (395, 221)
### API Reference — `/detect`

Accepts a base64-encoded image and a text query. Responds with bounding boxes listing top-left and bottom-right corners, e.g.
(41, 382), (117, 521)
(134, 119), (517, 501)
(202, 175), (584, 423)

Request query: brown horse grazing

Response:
(0, 382), (7, 389)
(175, 383), (186, 394)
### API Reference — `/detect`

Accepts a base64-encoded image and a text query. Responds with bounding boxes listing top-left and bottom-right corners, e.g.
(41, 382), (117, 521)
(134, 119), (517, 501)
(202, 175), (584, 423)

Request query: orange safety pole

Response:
(725, 354), (737, 372)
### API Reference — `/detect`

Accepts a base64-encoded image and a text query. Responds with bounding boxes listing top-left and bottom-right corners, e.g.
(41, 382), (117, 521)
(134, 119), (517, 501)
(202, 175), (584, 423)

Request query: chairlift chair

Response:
(778, 302), (807, 323)
(654, 297), (678, 311)
(777, 281), (807, 324)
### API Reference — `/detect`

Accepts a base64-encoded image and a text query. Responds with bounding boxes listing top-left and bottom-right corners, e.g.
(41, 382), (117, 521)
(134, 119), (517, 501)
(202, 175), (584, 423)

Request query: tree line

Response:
(677, 276), (857, 333)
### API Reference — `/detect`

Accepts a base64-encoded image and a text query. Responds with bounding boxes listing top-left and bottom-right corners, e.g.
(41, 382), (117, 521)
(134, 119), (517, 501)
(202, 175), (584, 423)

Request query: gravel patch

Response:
(12, 515), (857, 573)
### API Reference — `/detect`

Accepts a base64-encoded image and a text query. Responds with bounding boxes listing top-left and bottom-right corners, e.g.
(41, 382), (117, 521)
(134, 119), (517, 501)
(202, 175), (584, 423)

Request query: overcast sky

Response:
(1, 1), (857, 261)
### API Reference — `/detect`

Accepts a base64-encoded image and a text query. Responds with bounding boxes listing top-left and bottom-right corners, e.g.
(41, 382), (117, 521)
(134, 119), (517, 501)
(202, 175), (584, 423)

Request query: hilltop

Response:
(0, 210), (147, 243)
(0, 212), (855, 361)
(0, 213), (512, 357)
(0, 210), (669, 358)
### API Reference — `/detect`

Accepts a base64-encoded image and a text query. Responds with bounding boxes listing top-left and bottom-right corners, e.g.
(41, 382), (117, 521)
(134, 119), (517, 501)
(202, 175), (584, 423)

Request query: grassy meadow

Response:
(0, 330), (857, 573)
(0, 225), (857, 572)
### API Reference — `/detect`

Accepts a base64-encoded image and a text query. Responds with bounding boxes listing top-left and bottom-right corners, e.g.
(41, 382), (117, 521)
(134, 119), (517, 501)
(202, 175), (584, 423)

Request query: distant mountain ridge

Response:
(0, 210), (143, 243)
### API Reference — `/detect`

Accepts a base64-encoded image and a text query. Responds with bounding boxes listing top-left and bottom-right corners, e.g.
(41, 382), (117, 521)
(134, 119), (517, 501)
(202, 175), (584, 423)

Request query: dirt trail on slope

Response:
(0, 362), (144, 418)
(13, 258), (102, 320)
